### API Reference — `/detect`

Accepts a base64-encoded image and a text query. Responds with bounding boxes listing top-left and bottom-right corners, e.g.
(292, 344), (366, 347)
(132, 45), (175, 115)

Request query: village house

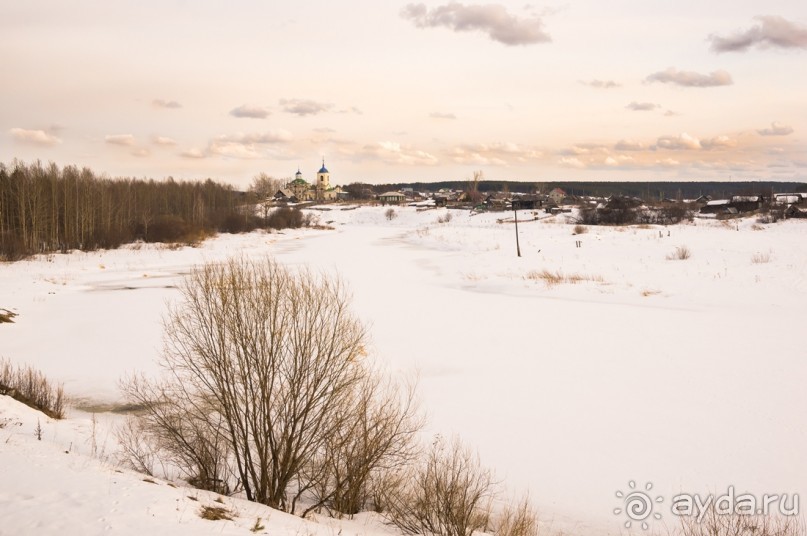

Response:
(379, 191), (406, 205)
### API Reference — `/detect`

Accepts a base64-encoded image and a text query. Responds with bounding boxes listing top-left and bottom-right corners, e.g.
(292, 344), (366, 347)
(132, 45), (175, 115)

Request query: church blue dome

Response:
(318, 165), (329, 174)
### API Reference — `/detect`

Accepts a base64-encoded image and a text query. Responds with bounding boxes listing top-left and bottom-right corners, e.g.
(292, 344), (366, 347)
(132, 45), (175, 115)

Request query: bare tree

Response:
(249, 173), (284, 217)
(385, 436), (495, 536)
(121, 257), (370, 511)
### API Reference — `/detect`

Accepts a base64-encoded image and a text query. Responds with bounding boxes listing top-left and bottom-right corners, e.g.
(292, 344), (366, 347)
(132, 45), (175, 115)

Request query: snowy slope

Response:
(2, 205), (806, 535)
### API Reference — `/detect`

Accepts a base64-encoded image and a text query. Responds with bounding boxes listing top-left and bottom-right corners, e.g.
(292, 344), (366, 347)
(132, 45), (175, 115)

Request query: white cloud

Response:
(152, 136), (177, 146)
(757, 122), (794, 136)
(701, 135), (736, 150)
(131, 148), (150, 158)
(558, 156), (586, 168)
(656, 133), (702, 150)
(430, 112), (458, 120)
(180, 148), (206, 159)
(9, 128), (61, 146)
(152, 99), (181, 109)
(580, 79), (621, 89)
(358, 141), (439, 166)
(280, 99), (332, 116)
(230, 105), (271, 119)
(710, 16), (807, 53)
(401, 2), (551, 46)
(646, 68), (733, 87)
(449, 142), (541, 165)
(626, 101), (659, 111)
(614, 139), (645, 151)
(105, 134), (136, 146)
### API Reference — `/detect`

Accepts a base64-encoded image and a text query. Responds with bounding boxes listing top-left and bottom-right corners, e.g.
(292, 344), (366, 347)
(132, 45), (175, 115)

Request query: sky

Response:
(3, 0), (806, 188)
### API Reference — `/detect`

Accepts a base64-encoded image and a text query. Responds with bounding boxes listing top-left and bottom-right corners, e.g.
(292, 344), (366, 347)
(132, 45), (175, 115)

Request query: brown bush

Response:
(384, 436), (494, 536)
(0, 357), (65, 419)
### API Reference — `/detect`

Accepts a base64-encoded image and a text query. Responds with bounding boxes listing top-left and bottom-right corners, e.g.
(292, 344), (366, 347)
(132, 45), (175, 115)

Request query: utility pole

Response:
(514, 204), (521, 257)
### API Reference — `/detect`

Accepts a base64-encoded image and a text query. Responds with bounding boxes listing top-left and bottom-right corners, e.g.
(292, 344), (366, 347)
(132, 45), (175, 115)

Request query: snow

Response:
(2, 205), (807, 535)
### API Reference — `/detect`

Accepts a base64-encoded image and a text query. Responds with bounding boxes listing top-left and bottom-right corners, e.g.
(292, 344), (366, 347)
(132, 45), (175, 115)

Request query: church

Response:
(280, 159), (342, 202)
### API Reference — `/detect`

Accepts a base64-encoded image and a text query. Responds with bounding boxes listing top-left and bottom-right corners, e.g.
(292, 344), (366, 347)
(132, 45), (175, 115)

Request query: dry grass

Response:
(0, 358), (65, 419)
(751, 252), (771, 264)
(641, 289), (662, 297)
(526, 269), (605, 287)
(666, 245), (691, 260)
(0, 309), (17, 324)
(199, 505), (234, 521)
(572, 224), (588, 235)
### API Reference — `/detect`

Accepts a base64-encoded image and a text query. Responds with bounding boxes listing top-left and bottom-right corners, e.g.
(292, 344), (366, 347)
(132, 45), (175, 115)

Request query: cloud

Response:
(626, 101), (659, 111)
(9, 128), (61, 146)
(449, 142), (541, 165)
(230, 105), (271, 119)
(314, 127), (337, 133)
(338, 106), (363, 115)
(357, 141), (439, 166)
(656, 133), (702, 150)
(709, 16), (807, 53)
(180, 148), (206, 159)
(152, 136), (177, 146)
(131, 148), (150, 158)
(645, 67), (733, 87)
(558, 156), (586, 168)
(430, 112), (457, 119)
(664, 110), (681, 117)
(757, 121), (794, 136)
(187, 130), (294, 160)
(614, 139), (645, 151)
(152, 99), (181, 109)
(580, 79), (621, 89)
(280, 98), (332, 116)
(701, 135), (737, 150)
(400, 2), (551, 46)
(105, 134), (136, 146)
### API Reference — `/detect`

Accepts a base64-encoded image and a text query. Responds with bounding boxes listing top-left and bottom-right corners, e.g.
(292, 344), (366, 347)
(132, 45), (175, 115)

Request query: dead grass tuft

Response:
(572, 224), (588, 235)
(0, 309), (18, 324)
(641, 289), (662, 297)
(666, 245), (691, 260)
(751, 252), (771, 264)
(526, 269), (604, 287)
(199, 505), (234, 521)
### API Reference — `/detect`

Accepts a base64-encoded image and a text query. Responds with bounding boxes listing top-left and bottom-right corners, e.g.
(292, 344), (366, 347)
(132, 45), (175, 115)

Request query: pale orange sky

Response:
(3, 1), (806, 187)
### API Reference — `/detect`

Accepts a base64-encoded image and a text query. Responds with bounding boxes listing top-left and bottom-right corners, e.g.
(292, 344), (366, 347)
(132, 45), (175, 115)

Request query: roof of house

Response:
(380, 191), (405, 197)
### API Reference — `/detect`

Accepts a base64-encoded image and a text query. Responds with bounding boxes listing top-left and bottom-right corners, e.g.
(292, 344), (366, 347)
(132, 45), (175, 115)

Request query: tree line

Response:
(0, 161), (320, 261)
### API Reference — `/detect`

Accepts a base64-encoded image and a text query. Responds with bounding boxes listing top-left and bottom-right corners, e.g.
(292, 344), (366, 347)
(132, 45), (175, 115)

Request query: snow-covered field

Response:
(2, 205), (806, 535)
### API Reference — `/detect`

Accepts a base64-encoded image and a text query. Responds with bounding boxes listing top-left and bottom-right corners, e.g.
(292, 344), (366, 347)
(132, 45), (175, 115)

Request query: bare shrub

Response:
(384, 436), (495, 536)
(751, 252), (771, 264)
(119, 257), (420, 515)
(386, 208), (397, 221)
(0, 357), (65, 419)
(667, 246), (691, 260)
(116, 381), (232, 494)
(306, 372), (423, 517)
(494, 494), (540, 536)
(266, 207), (306, 229)
(437, 212), (453, 224)
(572, 224), (587, 235)
(677, 503), (803, 536)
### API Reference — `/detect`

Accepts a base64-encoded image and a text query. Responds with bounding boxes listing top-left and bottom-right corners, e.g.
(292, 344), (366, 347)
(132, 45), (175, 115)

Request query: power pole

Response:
(514, 204), (521, 257)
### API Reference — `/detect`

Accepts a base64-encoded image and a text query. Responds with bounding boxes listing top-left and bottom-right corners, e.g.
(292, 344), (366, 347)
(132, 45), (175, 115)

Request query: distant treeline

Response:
(372, 180), (807, 199)
(0, 161), (311, 261)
